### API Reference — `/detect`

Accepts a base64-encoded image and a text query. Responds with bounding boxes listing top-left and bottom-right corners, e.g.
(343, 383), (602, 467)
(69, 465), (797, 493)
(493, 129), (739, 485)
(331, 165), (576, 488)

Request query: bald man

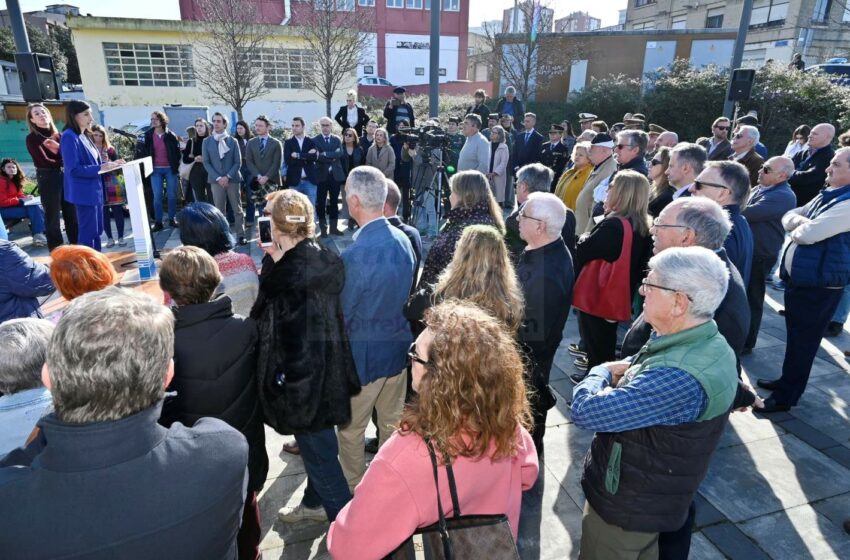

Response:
(789, 123), (836, 206)
(655, 131), (678, 151)
(742, 156), (798, 353)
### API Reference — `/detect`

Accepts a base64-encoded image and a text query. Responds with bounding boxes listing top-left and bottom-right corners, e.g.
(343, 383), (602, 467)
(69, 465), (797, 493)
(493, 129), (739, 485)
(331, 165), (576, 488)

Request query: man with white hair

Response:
(742, 156), (797, 353)
(516, 192), (574, 456)
(573, 246), (738, 559)
(0, 318), (54, 457)
(338, 167), (416, 490)
(729, 125), (764, 187)
(0, 288), (249, 558)
(496, 85), (525, 121)
(313, 117), (346, 236)
(789, 123), (836, 206)
(759, 147), (850, 412)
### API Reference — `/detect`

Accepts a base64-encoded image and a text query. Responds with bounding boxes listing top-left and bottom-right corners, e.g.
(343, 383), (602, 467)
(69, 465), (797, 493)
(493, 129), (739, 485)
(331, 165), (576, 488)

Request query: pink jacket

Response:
(327, 426), (539, 559)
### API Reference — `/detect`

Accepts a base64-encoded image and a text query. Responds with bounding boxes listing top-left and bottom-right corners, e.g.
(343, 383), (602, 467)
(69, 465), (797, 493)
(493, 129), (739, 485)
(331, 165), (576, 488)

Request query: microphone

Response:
(108, 126), (138, 140)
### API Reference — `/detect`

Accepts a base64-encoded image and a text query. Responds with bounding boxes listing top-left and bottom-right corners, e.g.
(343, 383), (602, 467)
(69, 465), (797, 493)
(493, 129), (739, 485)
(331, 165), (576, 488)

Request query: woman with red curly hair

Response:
(327, 301), (539, 559)
(48, 245), (116, 308)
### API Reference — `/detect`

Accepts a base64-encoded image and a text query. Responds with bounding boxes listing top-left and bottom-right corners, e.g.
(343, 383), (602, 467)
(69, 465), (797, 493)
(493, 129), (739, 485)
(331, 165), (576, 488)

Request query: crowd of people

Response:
(3, 84), (850, 557)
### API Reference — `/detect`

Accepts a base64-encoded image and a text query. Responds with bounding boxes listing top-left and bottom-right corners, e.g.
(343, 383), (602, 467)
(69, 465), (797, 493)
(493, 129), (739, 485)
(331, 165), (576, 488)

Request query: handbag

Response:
(385, 440), (520, 560)
(178, 139), (195, 180)
(250, 178), (280, 204)
(573, 216), (634, 322)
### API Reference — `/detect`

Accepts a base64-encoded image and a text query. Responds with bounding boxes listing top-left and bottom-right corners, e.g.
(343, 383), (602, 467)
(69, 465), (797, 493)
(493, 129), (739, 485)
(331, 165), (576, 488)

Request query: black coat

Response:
(334, 105), (370, 138)
(144, 128), (182, 174)
(284, 136), (319, 186)
(159, 295), (268, 493)
(540, 141), (570, 187)
(465, 103), (491, 124)
(342, 145), (366, 176)
(250, 239), (361, 435)
(790, 145), (835, 206)
(698, 137), (734, 161)
(383, 101), (416, 135)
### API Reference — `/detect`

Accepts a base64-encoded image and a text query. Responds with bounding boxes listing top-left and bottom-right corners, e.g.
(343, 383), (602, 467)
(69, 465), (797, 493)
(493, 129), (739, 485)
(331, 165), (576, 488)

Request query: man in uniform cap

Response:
(647, 124), (667, 158)
(624, 118), (646, 131)
(579, 113), (598, 131)
(383, 87), (415, 135)
(540, 124), (570, 189)
(481, 113), (501, 140)
(632, 113), (646, 121)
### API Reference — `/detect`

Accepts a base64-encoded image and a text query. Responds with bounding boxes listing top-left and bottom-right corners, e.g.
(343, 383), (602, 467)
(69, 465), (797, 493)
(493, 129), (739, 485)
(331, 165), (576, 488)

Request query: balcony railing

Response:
(749, 19), (785, 30)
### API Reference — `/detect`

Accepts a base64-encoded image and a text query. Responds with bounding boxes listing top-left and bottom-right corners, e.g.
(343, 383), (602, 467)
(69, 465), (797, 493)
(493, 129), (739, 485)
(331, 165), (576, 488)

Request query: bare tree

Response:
(298, 0), (375, 117)
(190, 0), (268, 121)
(482, 0), (583, 102)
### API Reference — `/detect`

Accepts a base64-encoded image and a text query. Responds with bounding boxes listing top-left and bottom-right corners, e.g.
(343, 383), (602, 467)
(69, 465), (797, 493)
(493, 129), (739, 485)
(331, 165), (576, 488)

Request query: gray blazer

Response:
(245, 136), (283, 185)
(202, 135), (242, 184)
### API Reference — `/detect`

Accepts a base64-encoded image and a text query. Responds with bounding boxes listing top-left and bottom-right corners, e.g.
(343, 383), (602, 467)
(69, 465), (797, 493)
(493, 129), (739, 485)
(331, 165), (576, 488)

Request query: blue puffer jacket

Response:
(0, 240), (55, 323)
(783, 186), (850, 288)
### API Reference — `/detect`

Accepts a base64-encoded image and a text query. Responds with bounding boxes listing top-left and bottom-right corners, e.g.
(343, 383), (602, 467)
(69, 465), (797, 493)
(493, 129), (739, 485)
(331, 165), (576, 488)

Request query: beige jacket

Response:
(575, 155), (618, 235)
(366, 143), (396, 178)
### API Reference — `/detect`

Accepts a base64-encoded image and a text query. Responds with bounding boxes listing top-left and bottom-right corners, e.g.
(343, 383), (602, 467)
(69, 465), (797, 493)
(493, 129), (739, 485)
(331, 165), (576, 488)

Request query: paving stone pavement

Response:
(9, 214), (850, 559)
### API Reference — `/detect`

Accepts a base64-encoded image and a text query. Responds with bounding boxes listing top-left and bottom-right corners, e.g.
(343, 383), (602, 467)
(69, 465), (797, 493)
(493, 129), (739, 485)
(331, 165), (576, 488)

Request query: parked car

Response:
(805, 64), (850, 87)
(357, 76), (396, 98)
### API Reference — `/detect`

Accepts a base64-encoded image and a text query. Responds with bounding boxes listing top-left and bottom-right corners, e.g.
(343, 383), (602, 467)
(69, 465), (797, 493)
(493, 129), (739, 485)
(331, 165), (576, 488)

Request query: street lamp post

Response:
(723, 0), (754, 118)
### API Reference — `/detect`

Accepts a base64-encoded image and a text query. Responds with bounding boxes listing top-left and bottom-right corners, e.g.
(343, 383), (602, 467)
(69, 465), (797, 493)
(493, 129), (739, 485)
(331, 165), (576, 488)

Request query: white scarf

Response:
(212, 131), (231, 159)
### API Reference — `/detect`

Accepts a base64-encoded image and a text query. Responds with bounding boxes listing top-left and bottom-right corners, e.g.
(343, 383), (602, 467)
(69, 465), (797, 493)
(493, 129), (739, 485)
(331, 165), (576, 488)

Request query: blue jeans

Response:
(294, 428), (351, 521)
(832, 285), (850, 324)
(150, 167), (178, 223)
(103, 205), (125, 240)
(0, 204), (46, 234)
(293, 180), (318, 215)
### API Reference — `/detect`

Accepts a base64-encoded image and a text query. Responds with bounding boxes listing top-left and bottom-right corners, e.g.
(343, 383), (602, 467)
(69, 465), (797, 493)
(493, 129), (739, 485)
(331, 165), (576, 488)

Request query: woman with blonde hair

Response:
(327, 301), (539, 558)
(365, 128), (395, 178)
(572, 170), (652, 376)
(419, 170), (505, 287)
(405, 224), (524, 332)
(487, 126), (510, 204)
(647, 146), (675, 217)
(250, 189), (360, 525)
(554, 141), (593, 210)
(334, 89), (370, 138)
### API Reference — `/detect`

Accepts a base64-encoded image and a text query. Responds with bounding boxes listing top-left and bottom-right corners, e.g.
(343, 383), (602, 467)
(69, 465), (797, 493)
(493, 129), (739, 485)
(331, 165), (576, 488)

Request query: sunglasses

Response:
(650, 159), (663, 166)
(714, 125), (730, 131)
(615, 144), (634, 150)
(760, 165), (773, 174)
(407, 342), (428, 366)
(732, 133), (746, 140)
(694, 180), (730, 192)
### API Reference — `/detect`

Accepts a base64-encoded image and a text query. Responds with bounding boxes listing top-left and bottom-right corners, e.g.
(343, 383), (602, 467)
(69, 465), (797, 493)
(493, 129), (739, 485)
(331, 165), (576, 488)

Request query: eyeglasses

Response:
(407, 342), (428, 366)
(615, 144), (634, 150)
(651, 218), (689, 230)
(640, 278), (694, 301)
(714, 125), (730, 131)
(518, 206), (544, 223)
(693, 180), (730, 191)
(650, 159), (663, 166)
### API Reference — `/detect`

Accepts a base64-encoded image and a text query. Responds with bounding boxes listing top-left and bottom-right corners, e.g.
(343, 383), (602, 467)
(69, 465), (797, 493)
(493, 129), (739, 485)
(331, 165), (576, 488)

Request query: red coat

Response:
(0, 176), (25, 208)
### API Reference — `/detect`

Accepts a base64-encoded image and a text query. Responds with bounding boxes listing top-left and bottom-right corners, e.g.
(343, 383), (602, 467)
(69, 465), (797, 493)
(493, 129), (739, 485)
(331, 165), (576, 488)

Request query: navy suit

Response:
(789, 146), (835, 206)
(513, 129), (544, 172)
(313, 134), (346, 226)
(283, 136), (319, 187)
(60, 129), (104, 250)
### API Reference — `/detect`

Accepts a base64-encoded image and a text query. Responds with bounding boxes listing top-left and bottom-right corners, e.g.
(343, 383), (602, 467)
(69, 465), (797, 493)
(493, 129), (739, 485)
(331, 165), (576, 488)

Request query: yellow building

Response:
(67, 15), (354, 128)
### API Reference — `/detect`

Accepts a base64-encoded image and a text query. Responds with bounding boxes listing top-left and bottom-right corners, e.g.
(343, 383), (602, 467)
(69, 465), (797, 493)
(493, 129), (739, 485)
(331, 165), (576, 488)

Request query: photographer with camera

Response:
(458, 114), (490, 175)
(383, 87), (415, 136)
(391, 121), (414, 222)
(405, 120), (449, 238)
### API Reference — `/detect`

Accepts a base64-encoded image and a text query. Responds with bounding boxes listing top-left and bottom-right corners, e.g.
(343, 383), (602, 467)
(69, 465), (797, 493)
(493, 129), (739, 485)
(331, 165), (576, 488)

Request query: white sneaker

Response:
(106, 238), (116, 248)
(277, 504), (328, 523)
(33, 233), (47, 247)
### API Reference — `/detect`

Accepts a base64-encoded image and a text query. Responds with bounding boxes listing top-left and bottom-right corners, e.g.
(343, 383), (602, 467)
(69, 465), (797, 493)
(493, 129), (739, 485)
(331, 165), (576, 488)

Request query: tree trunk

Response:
(326, 97), (332, 119)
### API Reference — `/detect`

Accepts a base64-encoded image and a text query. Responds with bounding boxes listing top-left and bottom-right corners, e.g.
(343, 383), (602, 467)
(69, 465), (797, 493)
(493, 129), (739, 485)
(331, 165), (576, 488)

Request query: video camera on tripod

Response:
(397, 124), (449, 151)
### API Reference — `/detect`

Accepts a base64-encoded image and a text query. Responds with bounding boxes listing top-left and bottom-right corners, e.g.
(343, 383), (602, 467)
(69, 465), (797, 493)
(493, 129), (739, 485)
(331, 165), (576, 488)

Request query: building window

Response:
(671, 16), (687, 30)
(316, 0), (354, 10)
(415, 67), (425, 75)
(387, 0), (403, 7)
(358, 0), (375, 5)
(363, 64), (374, 74)
(443, 0), (459, 10)
(632, 21), (655, 30)
(812, 0), (832, 22)
(103, 42), (194, 87)
(251, 48), (315, 89)
(406, 0), (422, 7)
(705, 8), (723, 28)
(635, 0), (655, 6)
(750, 0), (789, 26)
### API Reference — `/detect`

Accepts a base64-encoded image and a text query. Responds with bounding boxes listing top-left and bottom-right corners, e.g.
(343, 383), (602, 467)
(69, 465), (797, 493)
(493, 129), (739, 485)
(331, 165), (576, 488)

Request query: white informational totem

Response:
(100, 156), (156, 283)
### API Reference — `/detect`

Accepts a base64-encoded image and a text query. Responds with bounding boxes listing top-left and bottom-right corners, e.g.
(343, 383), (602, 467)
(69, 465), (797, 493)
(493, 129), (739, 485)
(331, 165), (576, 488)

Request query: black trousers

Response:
(578, 311), (619, 369)
(317, 180), (340, 224)
(36, 168), (77, 249)
(658, 501), (696, 560)
(745, 256), (774, 350)
(531, 405), (548, 457)
(773, 284), (843, 406)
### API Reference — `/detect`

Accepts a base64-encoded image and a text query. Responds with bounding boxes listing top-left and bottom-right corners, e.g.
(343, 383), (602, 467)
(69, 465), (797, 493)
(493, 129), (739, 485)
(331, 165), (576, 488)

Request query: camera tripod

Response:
(410, 147), (452, 232)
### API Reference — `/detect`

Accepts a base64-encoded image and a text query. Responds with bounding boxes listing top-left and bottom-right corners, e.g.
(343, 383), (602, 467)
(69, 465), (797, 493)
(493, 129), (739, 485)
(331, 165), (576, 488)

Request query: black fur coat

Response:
(251, 239), (360, 435)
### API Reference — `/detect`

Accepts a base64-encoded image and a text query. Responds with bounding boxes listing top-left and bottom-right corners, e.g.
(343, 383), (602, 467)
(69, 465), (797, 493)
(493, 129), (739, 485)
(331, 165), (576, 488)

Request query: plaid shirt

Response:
(571, 365), (708, 433)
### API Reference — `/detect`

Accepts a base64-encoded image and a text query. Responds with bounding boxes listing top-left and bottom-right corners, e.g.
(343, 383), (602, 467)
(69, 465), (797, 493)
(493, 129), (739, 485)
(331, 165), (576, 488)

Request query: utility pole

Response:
(6, 0), (32, 53)
(429, 0), (441, 118)
(723, 0), (754, 118)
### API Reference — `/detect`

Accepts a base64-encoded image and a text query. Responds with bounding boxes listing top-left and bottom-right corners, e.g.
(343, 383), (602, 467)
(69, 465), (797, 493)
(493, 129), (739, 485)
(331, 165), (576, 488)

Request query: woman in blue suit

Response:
(60, 101), (123, 251)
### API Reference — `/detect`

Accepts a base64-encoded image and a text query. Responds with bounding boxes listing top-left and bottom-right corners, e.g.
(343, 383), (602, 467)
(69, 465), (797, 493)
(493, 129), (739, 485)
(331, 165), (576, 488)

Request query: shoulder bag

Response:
(573, 216), (634, 322)
(385, 440), (520, 560)
(178, 138), (195, 180)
